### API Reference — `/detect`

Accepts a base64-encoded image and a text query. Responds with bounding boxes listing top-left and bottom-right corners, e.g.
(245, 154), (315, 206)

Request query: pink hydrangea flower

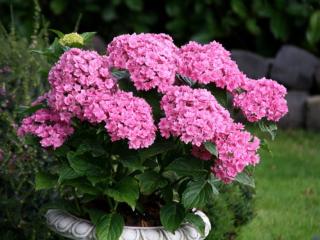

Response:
(79, 89), (157, 149)
(107, 33), (180, 92)
(102, 91), (156, 149)
(212, 123), (260, 183)
(47, 48), (117, 118)
(159, 86), (233, 146)
(178, 41), (246, 92)
(233, 78), (288, 122)
(17, 109), (74, 149)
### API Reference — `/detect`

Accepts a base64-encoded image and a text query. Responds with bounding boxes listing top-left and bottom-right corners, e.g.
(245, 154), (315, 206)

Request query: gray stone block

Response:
(279, 91), (308, 129)
(314, 66), (320, 92)
(270, 45), (319, 91)
(306, 95), (320, 131)
(231, 50), (271, 79)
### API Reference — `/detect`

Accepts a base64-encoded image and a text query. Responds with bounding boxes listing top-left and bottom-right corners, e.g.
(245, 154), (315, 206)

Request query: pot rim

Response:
(45, 208), (211, 239)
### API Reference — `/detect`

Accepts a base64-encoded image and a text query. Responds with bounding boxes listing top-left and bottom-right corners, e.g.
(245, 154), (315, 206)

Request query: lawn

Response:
(238, 130), (320, 240)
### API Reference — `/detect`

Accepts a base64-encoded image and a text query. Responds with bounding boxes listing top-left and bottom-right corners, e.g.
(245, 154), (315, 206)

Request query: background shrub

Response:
(0, 8), (62, 238)
(1, 0), (320, 55)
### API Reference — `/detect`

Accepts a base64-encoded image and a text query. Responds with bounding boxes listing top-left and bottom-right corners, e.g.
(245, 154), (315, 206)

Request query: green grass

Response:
(238, 130), (320, 240)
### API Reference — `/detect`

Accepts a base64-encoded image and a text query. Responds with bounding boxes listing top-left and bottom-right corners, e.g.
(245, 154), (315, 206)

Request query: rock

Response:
(314, 65), (320, 92)
(306, 95), (320, 131)
(279, 91), (308, 129)
(270, 45), (319, 91)
(231, 50), (271, 79)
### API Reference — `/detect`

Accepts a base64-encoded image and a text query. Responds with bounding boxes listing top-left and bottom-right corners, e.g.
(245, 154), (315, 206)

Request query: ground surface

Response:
(238, 130), (320, 240)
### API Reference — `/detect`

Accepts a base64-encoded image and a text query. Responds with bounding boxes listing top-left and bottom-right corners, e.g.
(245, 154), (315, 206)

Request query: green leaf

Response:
(160, 185), (173, 203)
(96, 213), (124, 240)
(160, 203), (186, 233)
(105, 177), (139, 209)
(245, 18), (261, 35)
(50, 0), (67, 15)
(102, 7), (117, 22)
(135, 171), (168, 195)
(111, 69), (130, 80)
(258, 121), (277, 140)
(35, 172), (57, 190)
(120, 155), (145, 174)
(182, 179), (213, 209)
(67, 152), (103, 176)
(86, 208), (105, 225)
(235, 172), (255, 188)
(76, 142), (106, 157)
(17, 104), (46, 118)
(260, 139), (273, 157)
(231, 0), (247, 19)
(81, 32), (96, 44)
(204, 142), (218, 157)
(270, 12), (289, 41)
(307, 10), (320, 46)
(138, 141), (176, 160)
(207, 85), (228, 108)
(53, 145), (70, 157)
(165, 157), (207, 178)
(117, 76), (137, 93)
(58, 164), (81, 184)
(207, 174), (220, 195)
(124, 0), (143, 11)
(65, 178), (101, 195)
(184, 212), (206, 236)
(49, 29), (64, 38)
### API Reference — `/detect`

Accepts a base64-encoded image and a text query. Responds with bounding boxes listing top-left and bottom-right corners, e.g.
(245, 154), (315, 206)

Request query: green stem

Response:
(106, 197), (113, 211)
(73, 189), (82, 215)
(113, 201), (119, 212)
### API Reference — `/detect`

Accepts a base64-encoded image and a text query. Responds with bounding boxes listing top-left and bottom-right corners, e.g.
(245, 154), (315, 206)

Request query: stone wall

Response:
(231, 46), (320, 131)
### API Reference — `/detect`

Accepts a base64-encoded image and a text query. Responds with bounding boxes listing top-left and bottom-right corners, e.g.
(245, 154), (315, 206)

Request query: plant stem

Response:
(113, 202), (119, 212)
(73, 189), (82, 215)
(106, 197), (113, 211)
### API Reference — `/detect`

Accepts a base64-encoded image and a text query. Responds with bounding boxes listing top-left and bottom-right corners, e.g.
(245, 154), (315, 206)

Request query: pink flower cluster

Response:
(191, 124), (260, 183)
(159, 86), (233, 146)
(178, 41), (246, 92)
(84, 91), (156, 149)
(47, 48), (117, 118)
(233, 78), (288, 122)
(212, 123), (260, 182)
(159, 86), (260, 182)
(17, 109), (74, 148)
(107, 33), (180, 92)
(19, 47), (157, 149)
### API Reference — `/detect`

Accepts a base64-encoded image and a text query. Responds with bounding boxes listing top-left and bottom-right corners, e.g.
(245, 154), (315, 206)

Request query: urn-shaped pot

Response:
(45, 209), (211, 240)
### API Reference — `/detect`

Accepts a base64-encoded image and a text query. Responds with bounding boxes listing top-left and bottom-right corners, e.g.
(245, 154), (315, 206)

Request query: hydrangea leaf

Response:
(235, 172), (255, 188)
(104, 177), (139, 209)
(96, 213), (124, 240)
(182, 179), (213, 209)
(160, 203), (186, 233)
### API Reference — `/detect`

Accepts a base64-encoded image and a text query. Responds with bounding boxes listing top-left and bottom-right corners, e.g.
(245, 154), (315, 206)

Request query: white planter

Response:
(45, 209), (211, 240)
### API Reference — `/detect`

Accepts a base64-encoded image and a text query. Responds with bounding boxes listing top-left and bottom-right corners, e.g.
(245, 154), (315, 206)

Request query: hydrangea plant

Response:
(18, 31), (288, 240)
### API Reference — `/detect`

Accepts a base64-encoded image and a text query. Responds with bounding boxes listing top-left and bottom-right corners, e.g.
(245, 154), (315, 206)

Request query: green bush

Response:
(1, 0), (320, 55)
(205, 184), (255, 240)
(0, 9), (62, 239)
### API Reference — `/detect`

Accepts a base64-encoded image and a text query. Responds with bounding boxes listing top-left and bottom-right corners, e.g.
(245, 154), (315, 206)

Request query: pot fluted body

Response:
(45, 209), (211, 240)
